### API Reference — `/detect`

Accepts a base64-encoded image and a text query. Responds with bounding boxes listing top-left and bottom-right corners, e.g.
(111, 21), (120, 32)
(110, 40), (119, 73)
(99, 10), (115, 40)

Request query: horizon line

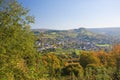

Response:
(31, 27), (120, 30)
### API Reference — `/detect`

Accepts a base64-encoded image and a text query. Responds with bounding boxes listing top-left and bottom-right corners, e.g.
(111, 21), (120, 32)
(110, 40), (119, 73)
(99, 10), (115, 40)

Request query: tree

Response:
(0, 0), (37, 79)
(79, 51), (100, 68)
(62, 64), (84, 80)
(42, 53), (63, 79)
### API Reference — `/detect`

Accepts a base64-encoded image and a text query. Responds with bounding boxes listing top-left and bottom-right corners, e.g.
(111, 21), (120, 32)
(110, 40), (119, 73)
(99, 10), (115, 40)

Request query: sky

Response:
(18, 0), (120, 30)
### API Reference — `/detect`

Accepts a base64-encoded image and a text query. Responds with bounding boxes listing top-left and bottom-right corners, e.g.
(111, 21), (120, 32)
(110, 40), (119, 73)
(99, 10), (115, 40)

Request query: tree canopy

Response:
(0, 0), (37, 79)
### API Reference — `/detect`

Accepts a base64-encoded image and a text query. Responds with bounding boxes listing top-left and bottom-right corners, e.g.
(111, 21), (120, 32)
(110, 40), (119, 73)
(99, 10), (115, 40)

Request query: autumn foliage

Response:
(0, 0), (120, 80)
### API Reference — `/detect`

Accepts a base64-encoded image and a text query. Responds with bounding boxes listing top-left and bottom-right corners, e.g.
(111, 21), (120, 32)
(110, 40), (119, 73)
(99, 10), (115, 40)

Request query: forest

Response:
(0, 0), (120, 80)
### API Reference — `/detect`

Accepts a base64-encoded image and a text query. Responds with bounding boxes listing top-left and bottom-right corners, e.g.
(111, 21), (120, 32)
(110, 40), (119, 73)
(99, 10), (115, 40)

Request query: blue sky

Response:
(18, 0), (120, 30)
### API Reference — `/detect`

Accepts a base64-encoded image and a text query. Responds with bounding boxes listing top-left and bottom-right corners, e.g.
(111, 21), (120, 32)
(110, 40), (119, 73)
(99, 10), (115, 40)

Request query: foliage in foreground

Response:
(0, 0), (120, 80)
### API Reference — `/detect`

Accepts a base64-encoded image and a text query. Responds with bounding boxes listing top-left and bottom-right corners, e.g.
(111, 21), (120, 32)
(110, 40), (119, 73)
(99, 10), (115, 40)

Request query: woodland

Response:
(0, 0), (120, 80)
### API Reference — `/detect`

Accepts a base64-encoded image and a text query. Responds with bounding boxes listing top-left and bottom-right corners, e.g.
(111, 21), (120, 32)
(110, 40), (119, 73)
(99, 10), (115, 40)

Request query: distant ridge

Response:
(88, 27), (120, 36)
(32, 27), (120, 36)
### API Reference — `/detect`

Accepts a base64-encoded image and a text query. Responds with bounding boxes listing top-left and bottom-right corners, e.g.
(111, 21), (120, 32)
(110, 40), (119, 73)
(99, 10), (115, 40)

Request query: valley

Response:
(32, 28), (120, 52)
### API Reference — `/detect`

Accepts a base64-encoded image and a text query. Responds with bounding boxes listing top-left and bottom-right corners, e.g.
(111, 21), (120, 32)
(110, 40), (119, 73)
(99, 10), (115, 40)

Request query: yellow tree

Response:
(79, 51), (100, 68)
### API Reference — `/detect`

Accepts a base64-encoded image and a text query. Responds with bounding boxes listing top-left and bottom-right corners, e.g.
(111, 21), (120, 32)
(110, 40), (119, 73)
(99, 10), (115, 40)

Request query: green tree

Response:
(85, 64), (111, 80)
(62, 64), (84, 80)
(0, 0), (37, 79)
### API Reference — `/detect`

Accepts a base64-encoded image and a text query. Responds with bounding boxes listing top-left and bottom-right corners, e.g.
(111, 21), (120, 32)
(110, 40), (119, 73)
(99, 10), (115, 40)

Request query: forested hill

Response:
(1, 0), (120, 80)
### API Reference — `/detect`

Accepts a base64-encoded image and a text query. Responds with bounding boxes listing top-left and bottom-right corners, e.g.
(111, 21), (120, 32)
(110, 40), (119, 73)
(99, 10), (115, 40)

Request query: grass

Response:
(95, 44), (110, 47)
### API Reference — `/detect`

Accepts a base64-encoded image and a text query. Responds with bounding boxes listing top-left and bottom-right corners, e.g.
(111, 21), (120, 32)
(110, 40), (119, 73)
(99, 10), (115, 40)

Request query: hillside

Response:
(32, 28), (115, 51)
(88, 27), (120, 36)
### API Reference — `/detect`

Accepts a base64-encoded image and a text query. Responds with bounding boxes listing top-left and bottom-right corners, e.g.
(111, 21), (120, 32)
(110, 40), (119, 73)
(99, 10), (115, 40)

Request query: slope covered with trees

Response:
(0, 0), (120, 80)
